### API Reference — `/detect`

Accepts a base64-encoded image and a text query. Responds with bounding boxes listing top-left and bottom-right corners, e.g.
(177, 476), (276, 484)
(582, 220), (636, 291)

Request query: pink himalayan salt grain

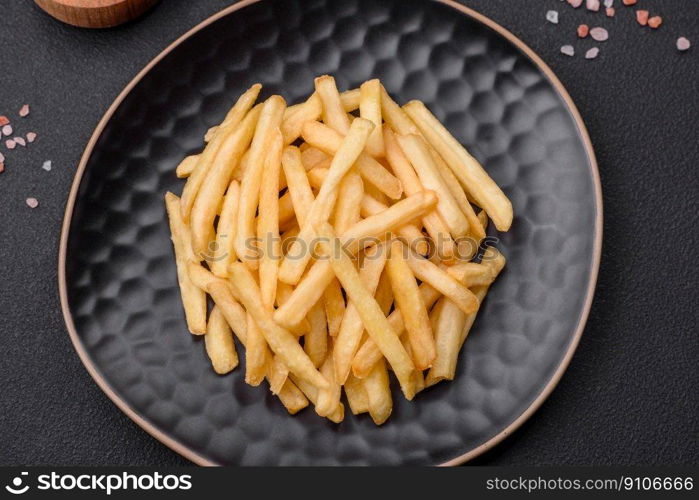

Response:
(587, 0), (600, 12)
(2, 125), (13, 136)
(6, 139), (16, 149)
(677, 37), (691, 51)
(0, 116), (9, 127)
(636, 10), (649, 26)
(586, 47), (600, 59)
(648, 16), (662, 29)
(567, 0), (583, 8)
(606, 7), (615, 17)
(19, 105), (30, 117)
(578, 24), (590, 38)
(561, 45), (575, 56)
(26, 198), (39, 209)
(590, 27), (609, 41)
(622, 0), (637, 5)
(604, 0), (614, 7)
(14, 137), (26, 147)
(26, 132), (37, 143)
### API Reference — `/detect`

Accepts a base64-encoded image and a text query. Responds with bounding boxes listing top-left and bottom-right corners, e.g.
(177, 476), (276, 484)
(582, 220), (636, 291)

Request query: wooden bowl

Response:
(35, 0), (160, 28)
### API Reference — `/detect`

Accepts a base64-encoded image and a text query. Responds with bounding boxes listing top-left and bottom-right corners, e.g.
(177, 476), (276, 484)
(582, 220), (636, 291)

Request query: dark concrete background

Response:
(0, 0), (696, 465)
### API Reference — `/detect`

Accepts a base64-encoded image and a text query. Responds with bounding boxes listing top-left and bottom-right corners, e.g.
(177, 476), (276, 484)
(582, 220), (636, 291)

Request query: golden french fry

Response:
(245, 313), (269, 386)
(396, 134), (470, 239)
(305, 300), (328, 367)
(164, 192), (206, 334)
(380, 85), (420, 135)
(176, 154), (199, 178)
(258, 130), (283, 308)
(300, 146), (331, 171)
(333, 243), (388, 384)
(363, 358), (392, 425)
(427, 248), (506, 386)
(301, 121), (402, 199)
(209, 180), (240, 277)
(190, 105), (262, 258)
(386, 239), (435, 370)
(323, 279), (346, 337)
(405, 249), (479, 314)
(290, 374), (344, 423)
(267, 356), (290, 395)
(403, 100), (513, 231)
(282, 89), (361, 144)
(359, 79), (384, 157)
(344, 373), (369, 415)
(478, 210), (488, 231)
(332, 169), (364, 235)
(206, 306), (238, 374)
(273, 190), (438, 328)
(228, 262), (328, 389)
(204, 126), (217, 143)
(278, 118), (374, 285)
(316, 354), (342, 417)
(315, 75), (351, 134)
(281, 146), (316, 226)
(181, 84), (261, 220)
(235, 96), (286, 264)
(445, 262), (494, 288)
(359, 194), (428, 255)
(315, 223), (416, 400)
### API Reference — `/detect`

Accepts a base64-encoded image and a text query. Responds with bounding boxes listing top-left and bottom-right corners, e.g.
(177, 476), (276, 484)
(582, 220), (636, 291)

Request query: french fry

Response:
(209, 180), (240, 277)
(281, 146), (316, 226)
(181, 84), (261, 220)
(164, 193), (206, 334)
(267, 356), (290, 395)
(204, 126), (218, 143)
(332, 169), (364, 235)
(315, 75), (351, 134)
(228, 262), (328, 389)
(427, 248), (506, 386)
(363, 358), (392, 425)
(380, 84), (421, 135)
(359, 194), (428, 256)
(333, 243), (388, 384)
(323, 279), (346, 337)
(315, 223), (416, 400)
(273, 191), (437, 328)
(290, 374), (344, 423)
(316, 354), (342, 417)
(477, 210), (488, 232)
(175, 154), (199, 178)
(305, 300), (328, 367)
(282, 89), (361, 144)
(301, 121), (402, 200)
(396, 134), (470, 239)
(190, 105), (262, 258)
(405, 249), (479, 315)
(344, 373), (369, 415)
(359, 79), (384, 157)
(386, 239), (435, 370)
(403, 100), (513, 231)
(206, 306), (238, 374)
(235, 96), (286, 264)
(278, 191), (296, 227)
(300, 146), (331, 171)
(278, 118), (374, 285)
(258, 130), (283, 309)
(245, 313), (269, 386)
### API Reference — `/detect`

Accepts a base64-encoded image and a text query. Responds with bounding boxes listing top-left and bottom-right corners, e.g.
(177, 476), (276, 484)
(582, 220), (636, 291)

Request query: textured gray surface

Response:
(64, 0), (598, 465)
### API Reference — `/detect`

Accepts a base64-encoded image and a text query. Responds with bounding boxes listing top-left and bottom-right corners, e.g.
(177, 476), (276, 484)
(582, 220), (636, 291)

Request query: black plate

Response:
(59, 0), (602, 465)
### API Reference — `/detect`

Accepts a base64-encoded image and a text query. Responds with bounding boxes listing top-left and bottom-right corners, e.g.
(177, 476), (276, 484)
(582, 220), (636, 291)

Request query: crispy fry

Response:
(344, 373), (369, 415)
(228, 262), (328, 389)
(258, 130), (283, 308)
(301, 121), (402, 200)
(281, 146), (316, 226)
(403, 100), (513, 231)
(305, 300), (328, 367)
(359, 79), (384, 157)
(190, 105), (262, 258)
(315, 75), (351, 134)
(332, 169), (364, 235)
(396, 134), (470, 239)
(181, 84), (261, 220)
(206, 306), (238, 374)
(387, 239), (435, 370)
(282, 89), (361, 144)
(316, 354), (342, 417)
(323, 279), (346, 337)
(315, 223), (416, 400)
(267, 356), (290, 395)
(209, 180), (240, 277)
(176, 154), (199, 178)
(278, 118), (374, 285)
(245, 313), (269, 386)
(235, 96), (286, 264)
(300, 146), (331, 171)
(359, 194), (428, 255)
(380, 85), (421, 135)
(290, 374), (344, 423)
(164, 192), (206, 334)
(363, 358), (392, 425)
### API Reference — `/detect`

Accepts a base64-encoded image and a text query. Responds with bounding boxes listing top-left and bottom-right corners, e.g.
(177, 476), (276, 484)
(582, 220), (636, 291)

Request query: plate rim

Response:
(57, 0), (603, 467)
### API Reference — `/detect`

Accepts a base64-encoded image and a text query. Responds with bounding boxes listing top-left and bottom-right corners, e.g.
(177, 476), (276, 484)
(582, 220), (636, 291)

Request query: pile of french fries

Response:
(165, 76), (512, 425)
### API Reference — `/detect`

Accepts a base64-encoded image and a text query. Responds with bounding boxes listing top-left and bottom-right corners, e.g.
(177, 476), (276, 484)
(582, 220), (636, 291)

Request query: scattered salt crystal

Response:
(677, 37), (691, 51)
(26, 132), (37, 143)
(26, 197), (39, 209)
(636, 10), (649, 25)
(586, 0), (600, 12)
(648, 16), (662, 29)
(622, 0), (636, 5)
(2, 125), (13, 136)
(578, 24), (590, 38)
(604, 0), (614, 7)
(586, 47), (600, 59)
(0, 152), (4, 162)
(561, 45), (575, 56)
(590, 27), (609, 41)
(606, 7), (615, 17)
(567, 0), (583, 7)
(546, 10), (559, 24)
(19, 105), (30, 117)
(6, 139), (16, 149)
(42, 160), (52, 171)
(14, 137), (26, 147)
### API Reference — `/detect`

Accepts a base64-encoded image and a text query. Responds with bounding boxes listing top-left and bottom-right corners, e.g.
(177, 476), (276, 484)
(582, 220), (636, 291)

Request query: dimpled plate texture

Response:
(63, 0), (599, 465)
